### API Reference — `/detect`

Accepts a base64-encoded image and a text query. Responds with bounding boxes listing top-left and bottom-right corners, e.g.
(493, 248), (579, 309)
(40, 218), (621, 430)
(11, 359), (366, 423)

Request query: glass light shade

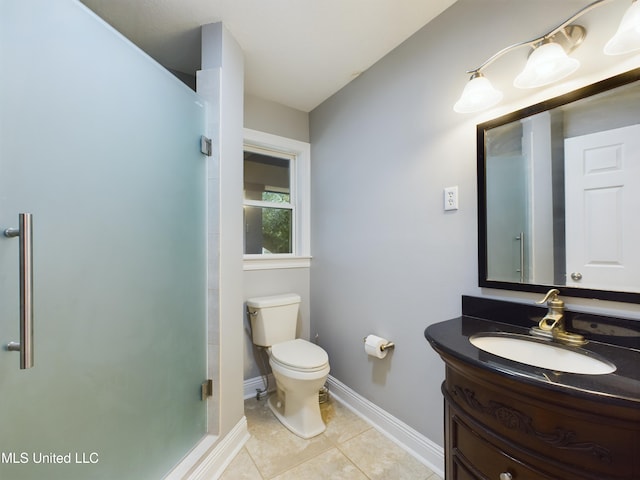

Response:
(514, 42), (580, 89)
(453, 74), (503, 113)
(604, 0), (640, 55)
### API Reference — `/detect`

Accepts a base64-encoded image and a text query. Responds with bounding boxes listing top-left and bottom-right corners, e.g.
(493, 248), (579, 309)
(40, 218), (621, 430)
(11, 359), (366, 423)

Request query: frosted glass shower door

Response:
(0, 1), (207, 479)
(486, 154), (528, 283)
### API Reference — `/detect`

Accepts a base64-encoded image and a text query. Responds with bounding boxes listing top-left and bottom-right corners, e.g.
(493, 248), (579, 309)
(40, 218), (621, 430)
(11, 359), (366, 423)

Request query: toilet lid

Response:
(270, 339), (329, 371)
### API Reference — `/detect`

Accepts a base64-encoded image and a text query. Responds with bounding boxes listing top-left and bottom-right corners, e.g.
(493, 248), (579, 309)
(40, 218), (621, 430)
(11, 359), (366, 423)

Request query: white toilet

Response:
(247, 293), (330, 439)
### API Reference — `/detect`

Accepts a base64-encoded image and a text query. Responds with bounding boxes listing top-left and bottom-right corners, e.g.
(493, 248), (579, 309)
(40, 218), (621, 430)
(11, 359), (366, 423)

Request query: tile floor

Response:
(219, 395), (443, 480)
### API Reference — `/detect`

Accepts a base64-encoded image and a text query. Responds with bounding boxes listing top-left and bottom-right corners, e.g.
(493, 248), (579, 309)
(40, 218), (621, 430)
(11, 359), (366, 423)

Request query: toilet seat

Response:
(270, 339), (329, 373)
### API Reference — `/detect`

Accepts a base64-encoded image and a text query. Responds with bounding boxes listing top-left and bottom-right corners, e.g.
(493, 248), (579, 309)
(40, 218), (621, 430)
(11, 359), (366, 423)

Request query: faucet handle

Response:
(537, 288), (561, 306)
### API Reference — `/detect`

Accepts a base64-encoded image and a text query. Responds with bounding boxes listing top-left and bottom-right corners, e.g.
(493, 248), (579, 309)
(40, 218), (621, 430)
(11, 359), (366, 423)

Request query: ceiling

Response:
(80, 0), (457, 112)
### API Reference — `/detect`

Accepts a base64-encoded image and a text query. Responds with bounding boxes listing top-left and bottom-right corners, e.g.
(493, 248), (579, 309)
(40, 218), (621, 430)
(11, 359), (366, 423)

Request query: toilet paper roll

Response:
(364, 334), (388, 359)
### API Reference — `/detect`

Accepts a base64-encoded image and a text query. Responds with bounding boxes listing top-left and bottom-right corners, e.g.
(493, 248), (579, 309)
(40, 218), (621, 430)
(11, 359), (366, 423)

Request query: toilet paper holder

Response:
(363, 336), (395, 352)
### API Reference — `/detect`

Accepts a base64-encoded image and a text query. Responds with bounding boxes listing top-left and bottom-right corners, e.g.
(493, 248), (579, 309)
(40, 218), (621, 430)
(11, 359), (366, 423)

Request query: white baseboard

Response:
(165, 417), (249, 480)
(242, 374), (444, 478)
(326, 376), (445, 479)
(243, 374), (274, 399)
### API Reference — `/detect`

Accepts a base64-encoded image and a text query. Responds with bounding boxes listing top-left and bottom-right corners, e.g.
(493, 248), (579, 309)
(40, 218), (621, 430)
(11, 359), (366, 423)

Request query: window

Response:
(244, 148), (294, 254)
(243, 129), (310, 269)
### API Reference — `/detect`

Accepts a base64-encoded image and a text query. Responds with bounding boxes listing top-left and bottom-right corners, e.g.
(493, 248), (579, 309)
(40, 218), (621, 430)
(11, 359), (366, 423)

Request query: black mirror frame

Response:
(477, 68), (640, 304)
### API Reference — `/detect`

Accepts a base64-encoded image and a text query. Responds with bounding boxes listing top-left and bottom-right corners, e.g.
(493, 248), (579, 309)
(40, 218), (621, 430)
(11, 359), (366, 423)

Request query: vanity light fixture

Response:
(513, 38), (582, 89)
(605, 0), (640, 54)
(454, 0), (640, 113)
(453, 72), (503, 113)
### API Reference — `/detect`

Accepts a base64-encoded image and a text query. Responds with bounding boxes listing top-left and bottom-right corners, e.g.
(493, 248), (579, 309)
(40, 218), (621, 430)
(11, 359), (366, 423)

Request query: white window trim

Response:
(243, 128), (311, 270)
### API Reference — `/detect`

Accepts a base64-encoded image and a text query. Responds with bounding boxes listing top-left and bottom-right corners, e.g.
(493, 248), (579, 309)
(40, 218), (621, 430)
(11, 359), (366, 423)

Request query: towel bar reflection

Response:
(4, 213), (34, 369)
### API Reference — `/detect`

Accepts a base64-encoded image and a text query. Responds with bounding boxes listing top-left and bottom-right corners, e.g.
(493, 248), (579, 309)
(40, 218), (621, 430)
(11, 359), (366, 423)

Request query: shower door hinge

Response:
(200, 136), (212, 156)
(201, 379), (213, 401)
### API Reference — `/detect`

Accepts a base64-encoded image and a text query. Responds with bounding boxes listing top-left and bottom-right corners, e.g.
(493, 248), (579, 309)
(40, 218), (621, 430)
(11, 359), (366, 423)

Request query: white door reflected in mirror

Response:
(564, 124), (640, 291)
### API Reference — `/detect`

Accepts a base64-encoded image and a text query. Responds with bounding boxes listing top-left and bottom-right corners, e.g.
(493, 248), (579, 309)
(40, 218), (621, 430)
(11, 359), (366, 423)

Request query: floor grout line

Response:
(333, 441), (374, 480)
(242, 446), (266, 480)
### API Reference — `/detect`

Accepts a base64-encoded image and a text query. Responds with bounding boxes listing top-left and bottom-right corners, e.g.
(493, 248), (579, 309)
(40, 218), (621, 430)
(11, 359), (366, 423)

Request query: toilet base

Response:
(268, 391), (326, 439)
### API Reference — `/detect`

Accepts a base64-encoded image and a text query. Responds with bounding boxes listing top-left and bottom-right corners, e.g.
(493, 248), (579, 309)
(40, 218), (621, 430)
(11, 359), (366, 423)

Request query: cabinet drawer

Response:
(452, 414), (554, 480)
(451, 459), (480, 480)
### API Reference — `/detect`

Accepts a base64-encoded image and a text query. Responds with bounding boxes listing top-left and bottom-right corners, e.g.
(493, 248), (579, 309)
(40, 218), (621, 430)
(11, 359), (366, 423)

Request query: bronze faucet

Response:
(530, 289), (587, 346)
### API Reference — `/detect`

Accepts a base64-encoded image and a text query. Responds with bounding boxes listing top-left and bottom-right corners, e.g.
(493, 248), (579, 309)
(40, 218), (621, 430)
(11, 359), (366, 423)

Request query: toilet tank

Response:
(247, 293), (301, 347)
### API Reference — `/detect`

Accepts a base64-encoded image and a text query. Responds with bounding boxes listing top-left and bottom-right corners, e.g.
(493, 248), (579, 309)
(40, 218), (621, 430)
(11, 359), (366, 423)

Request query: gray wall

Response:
(309, 0), (640, 447)
(564, 83), (640, 137)
(245, 94), (310, 142)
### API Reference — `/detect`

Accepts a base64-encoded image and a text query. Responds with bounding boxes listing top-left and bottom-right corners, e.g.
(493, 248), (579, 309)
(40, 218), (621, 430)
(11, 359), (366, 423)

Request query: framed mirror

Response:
(478, 68), (640, 303)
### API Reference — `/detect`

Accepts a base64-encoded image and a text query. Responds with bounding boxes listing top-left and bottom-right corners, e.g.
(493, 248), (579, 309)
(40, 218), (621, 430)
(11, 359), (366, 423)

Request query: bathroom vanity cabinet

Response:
(426, 297), (640, 480)
(442, 352), (638, 480)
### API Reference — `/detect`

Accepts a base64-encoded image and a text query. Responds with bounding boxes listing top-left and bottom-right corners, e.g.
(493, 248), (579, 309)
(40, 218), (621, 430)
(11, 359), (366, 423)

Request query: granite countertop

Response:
(425, 298), (640, 408)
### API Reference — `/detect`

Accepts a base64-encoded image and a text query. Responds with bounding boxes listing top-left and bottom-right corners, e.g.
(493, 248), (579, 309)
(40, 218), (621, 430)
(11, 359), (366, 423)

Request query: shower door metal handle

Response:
(4, 213), (34, 369)
(515, 232), (524, 283)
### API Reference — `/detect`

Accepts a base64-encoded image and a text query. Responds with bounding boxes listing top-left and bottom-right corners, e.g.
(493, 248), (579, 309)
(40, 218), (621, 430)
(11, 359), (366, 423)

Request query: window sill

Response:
(243, 255), (312, 271)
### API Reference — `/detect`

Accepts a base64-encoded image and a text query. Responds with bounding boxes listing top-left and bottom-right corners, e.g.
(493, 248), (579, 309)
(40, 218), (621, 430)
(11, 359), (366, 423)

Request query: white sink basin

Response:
(469, 334), (616, 375)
